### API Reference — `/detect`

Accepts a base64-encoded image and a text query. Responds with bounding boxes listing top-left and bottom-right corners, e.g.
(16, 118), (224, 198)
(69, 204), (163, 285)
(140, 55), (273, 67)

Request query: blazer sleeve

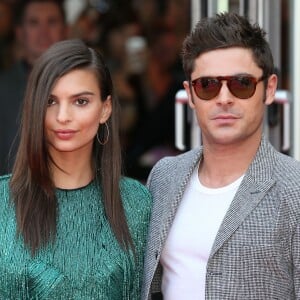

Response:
(292, 221), (300, 298)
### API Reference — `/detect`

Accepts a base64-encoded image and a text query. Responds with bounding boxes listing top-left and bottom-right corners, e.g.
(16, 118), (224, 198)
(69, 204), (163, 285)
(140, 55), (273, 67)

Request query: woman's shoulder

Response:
(0, 174), (11, 191)
(120, 176), (152, 208)
(120, 176), (149, 194)
(0, 175), (12, 210)
(0, 173), (11, 181)
(120, 177), (152, 238)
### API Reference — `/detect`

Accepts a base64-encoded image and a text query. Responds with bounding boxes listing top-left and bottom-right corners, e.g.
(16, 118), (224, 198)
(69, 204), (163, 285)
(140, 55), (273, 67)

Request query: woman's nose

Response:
(56, 104), (71, 123)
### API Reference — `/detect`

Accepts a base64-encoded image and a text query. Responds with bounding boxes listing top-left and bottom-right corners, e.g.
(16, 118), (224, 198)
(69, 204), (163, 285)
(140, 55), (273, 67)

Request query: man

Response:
(142, 12), (300, 300)
(0, 0), (67, 175)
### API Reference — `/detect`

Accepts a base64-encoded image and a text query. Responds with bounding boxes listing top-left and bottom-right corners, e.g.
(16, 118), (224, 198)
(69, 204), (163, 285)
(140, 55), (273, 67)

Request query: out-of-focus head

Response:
(182, 12), (274, 81)
(0, 1), (14, 38)
(15, 0), (67, 65)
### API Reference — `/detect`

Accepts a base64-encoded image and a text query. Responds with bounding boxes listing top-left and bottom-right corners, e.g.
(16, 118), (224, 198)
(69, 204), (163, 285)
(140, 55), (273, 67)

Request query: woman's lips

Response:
(54, 129), (77, 140)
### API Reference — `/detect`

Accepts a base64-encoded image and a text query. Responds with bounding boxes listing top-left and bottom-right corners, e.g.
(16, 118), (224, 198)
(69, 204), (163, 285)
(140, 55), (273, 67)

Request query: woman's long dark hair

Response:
(10, 39), (133, 254)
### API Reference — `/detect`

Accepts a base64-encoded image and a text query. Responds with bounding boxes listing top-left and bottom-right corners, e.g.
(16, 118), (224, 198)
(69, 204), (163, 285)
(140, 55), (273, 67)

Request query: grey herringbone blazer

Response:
(142, 137), (300, 300)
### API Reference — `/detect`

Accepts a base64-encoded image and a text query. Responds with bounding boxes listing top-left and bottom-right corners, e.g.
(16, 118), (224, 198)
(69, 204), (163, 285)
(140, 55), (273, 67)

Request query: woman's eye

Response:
(76, 98), (88, 105)
(47, 97), (56, 106)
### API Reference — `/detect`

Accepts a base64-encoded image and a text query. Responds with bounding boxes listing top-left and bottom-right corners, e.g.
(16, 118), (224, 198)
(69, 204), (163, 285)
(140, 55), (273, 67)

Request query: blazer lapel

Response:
(209, 176), (275, 258)
(209, 137), (277, 259)
(157, 149), (202, 256)
(143, 149), (202, 299)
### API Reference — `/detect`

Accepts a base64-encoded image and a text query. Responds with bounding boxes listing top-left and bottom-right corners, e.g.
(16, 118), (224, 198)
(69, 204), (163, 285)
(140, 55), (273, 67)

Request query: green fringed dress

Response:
(0, 175), (152, 300)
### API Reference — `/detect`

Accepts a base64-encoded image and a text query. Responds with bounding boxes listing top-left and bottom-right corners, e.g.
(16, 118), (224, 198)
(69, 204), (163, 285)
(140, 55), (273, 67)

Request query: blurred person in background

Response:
(118, 0), (189, 181)
(68, 3), (104, 48)
(124, 22), (185, 181)
(0, 0), (67, 175)
(0, 0), (16, 70)
(107, 18), (147, 149)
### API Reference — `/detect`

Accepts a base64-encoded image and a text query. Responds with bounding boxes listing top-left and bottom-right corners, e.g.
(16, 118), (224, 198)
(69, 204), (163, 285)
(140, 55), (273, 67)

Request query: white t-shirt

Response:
(160, 165), (244, 300)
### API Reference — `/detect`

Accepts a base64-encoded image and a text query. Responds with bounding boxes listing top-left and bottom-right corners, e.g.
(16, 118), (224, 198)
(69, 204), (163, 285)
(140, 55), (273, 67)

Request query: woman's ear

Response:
(99, 95), (112, 123)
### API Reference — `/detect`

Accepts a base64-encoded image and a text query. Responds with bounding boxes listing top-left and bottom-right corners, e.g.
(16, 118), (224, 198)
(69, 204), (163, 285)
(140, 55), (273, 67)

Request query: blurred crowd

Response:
(0, 0), (190, 181)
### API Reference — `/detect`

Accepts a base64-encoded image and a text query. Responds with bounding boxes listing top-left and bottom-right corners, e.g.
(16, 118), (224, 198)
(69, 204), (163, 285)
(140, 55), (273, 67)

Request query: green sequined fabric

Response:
(0, 175), (152, 300)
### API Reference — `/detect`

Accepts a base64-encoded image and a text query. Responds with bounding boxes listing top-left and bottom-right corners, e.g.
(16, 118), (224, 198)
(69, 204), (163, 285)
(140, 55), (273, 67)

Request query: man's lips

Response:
(211, 114), (240, 125)
(212, 114), (239, 120)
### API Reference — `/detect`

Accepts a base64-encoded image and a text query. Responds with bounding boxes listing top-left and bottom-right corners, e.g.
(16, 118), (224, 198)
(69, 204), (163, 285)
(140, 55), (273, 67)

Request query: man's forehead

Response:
(23, 2), (63, 20)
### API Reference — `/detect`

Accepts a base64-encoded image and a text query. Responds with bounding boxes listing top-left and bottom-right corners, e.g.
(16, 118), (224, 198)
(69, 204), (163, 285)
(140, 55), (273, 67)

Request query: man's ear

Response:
(265, 74), (278, 106)
(183, 80), (195, 109)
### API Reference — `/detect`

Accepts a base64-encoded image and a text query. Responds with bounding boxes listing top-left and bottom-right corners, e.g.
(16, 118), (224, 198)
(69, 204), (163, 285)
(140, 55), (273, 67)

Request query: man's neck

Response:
(199, 135), (262, 188)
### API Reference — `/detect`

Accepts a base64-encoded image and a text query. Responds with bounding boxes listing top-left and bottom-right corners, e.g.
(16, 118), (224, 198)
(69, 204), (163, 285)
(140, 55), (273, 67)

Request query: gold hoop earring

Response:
(97, 122), (109, 145)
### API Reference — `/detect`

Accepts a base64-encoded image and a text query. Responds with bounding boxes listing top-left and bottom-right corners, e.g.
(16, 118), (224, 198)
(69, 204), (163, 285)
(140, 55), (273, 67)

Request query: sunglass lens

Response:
(195, 78), (221, 100)
(229, 77), (256, 99)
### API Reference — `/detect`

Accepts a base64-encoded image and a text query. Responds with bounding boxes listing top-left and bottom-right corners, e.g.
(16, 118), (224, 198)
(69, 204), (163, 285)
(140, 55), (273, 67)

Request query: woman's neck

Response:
(50, 152), (94, 189)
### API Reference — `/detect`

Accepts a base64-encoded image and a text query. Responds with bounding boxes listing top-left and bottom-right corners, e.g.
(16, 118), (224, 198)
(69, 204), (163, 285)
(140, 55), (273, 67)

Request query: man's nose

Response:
(215, 81), (234, 104)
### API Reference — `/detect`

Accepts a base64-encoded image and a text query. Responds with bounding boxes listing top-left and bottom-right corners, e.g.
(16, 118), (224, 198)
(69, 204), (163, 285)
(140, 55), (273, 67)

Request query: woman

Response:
(0, 39), (151, 299)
